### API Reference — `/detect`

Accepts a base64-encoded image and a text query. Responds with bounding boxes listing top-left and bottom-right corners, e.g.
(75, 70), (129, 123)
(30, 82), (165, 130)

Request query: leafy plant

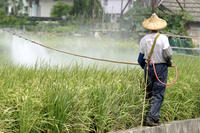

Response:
(122, 2), (195, 48)
(123, 0), (193, 34)
(0, 0), (7, 8)
(0, 32), (199, 132)
(157, 10), (193, 35)
(0, 55), (199, 132)
(51, 2), (72, 18)
(72, 0), (103, 19)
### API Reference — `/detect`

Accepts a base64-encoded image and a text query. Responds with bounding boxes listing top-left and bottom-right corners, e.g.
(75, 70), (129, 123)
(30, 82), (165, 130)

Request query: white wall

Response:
(31, 1), (40, 16)
(99, 0), (135, 14)
(39, 0), (73, 17)
(39, 0), (55, 17)
(188, 24), (200, 46)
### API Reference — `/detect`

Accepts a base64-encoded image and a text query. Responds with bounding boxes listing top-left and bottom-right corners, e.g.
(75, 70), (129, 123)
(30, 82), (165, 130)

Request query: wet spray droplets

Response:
(8, 32), (139, 69)
(11, 35), (49, 67)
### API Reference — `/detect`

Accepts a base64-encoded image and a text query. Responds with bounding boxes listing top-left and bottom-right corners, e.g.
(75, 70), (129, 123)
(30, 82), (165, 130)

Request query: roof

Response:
(161, 0), (200, 22)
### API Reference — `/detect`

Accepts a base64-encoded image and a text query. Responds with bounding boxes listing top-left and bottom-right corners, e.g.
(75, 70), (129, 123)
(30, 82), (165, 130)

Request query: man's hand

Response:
(137, 53), (145, 69)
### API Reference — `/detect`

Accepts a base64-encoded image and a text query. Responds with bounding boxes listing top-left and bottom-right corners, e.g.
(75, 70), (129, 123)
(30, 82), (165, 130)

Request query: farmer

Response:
(137, 13), (173, 126)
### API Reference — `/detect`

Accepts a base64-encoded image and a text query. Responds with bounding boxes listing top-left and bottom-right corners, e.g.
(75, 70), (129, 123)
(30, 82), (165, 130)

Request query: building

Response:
(8, 0), (73, 17)
(99, 0), (135, 14)
(7, 0), (134, 18)
(99, 0), (135, 22)
(7, 0), (135, 23)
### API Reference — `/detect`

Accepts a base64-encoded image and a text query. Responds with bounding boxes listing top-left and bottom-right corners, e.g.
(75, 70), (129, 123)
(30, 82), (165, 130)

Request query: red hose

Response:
(149, 59), (178, 86)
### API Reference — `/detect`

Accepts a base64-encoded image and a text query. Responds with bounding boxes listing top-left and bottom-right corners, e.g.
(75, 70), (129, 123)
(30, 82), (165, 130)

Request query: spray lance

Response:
(3, 29), (177, 86)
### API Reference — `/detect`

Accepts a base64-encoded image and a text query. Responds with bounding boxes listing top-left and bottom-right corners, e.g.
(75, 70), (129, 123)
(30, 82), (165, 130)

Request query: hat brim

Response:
(142, 15), (167, 30)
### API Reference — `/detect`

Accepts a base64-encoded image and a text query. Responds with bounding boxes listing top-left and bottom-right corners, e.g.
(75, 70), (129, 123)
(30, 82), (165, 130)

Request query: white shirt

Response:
(140, 33), (170, 64)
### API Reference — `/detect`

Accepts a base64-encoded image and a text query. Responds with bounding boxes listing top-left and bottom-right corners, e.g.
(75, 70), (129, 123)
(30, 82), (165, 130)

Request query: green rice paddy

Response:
(0, 55), (199, 133)
(0, 31), (199, 132)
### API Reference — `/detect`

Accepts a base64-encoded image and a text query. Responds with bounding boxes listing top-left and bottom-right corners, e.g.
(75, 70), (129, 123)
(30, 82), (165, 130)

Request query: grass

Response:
(0, 55), (199, 133)
(0, 63), (144, 133)
(0, 30), (199, 132)
(162, 55), (200, 122)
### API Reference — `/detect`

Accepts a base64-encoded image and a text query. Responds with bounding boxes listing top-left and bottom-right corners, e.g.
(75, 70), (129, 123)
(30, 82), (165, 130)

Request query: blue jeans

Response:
(144, 63), (168, 122)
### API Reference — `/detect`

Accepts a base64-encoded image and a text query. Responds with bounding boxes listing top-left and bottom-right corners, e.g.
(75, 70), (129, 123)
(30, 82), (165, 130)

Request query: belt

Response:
(145, 61), (167, 66)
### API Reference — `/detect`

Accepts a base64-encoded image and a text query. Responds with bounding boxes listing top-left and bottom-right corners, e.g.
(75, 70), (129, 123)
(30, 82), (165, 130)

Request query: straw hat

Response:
(142, 13), (167, 30)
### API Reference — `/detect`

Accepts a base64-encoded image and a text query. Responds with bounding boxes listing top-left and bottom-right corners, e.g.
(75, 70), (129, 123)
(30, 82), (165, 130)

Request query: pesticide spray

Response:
(11, 35), (49, 67)
(5, 31), (140, 69)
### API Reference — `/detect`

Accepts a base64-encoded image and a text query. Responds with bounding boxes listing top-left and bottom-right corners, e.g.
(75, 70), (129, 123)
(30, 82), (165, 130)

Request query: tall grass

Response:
(0, 55), (199, 133)
(162, 55), (200, 122)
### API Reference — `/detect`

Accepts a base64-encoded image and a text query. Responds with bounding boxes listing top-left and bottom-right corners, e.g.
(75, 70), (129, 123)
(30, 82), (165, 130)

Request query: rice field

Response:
(0, 31), (200, 132)
(0, 55), (199, 133)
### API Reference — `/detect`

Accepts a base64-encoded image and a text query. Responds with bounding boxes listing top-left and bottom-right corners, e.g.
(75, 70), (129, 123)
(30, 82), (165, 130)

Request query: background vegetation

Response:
(50, 2), (72, 18)
(72, 0), (102, 19)
(122, 0), (195, 48)
(0, 0), (197, 49)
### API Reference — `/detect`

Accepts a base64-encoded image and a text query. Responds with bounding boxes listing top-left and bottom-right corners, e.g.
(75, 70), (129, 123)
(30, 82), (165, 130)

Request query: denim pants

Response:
(144, 63), (168, 122)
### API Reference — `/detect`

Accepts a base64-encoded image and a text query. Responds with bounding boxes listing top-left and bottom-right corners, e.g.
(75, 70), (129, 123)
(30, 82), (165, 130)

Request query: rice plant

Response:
(0, 55), (199, 133)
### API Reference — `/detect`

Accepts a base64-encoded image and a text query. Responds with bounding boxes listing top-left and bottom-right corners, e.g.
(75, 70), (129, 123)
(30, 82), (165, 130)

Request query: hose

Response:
(149, 59), (178, 86)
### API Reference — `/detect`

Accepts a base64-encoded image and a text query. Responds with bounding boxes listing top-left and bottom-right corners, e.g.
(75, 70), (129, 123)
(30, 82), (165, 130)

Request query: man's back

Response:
(140, 33), (171, 64)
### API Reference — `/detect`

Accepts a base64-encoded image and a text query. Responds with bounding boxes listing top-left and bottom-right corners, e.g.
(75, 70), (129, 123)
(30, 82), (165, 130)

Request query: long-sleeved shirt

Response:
(140, 33), (172, 64)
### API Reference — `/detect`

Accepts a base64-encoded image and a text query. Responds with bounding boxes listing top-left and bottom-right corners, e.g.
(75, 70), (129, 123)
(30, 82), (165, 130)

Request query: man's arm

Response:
(138, 37), (146, 69)
(162, 35), (173, 66)
(137, 53), (145, 69)
(163, 47), (173, 66)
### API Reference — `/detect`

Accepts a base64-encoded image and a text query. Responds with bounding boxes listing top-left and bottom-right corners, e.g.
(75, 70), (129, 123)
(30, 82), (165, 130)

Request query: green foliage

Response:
(123, 0), (193, 34)
(7, 0), (24, 15)
(0, 9), (7, 18)
(157, 10), (193, 35)
(122, 1), (195, 48)
(0, 2), (28, 27)
(0, 9), (28, 27)
(168, 37), (198, 55)
(0, 0), (7, 8)
(0, 32), (199, 131)
(123, 6), (151, 32)
(169, 37), (194, 48)
(51, 2), (72, 18)
(72, 0), (87, 15)
(72, 0), (103, 19)
(157, 10), (194, 49)
(122, 0), (151, 31)
(123, 7), (193, 35)
(0, 55), (199, 132)
(162, 55), (200, 121)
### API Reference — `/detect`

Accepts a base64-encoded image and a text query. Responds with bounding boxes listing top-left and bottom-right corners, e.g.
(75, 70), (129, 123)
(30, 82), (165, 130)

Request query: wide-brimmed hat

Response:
(142, 13), (167, 30)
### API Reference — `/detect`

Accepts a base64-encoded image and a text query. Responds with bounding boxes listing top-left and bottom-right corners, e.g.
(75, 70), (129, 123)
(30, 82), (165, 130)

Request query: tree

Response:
(72, 0), (86, 15)
(0, 0), (7, 9)
(8, 0), (24, 15)
(72, 0), (102, 19)
(51, 2), (72, 18)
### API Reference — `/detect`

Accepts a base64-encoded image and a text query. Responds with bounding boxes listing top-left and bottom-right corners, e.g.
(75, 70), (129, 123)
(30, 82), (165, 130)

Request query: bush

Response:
(0, 56), (199, 132)
(122, 0), (193, 36)
(72, 0), (103, 19)
(0, 9), (28, 27)
(51, 2), (72, 18)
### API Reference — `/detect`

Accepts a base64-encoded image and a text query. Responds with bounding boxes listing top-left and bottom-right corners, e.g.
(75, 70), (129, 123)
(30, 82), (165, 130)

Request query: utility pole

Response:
(120, 0), (132, 17)
(152, 0), (155, 13)
(175, 0), (184, 11)
(184, 0), (186, 8)
(102, 10), (104, 30)
(121, 0), (124, 14)
(93, 0), (96, 23)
